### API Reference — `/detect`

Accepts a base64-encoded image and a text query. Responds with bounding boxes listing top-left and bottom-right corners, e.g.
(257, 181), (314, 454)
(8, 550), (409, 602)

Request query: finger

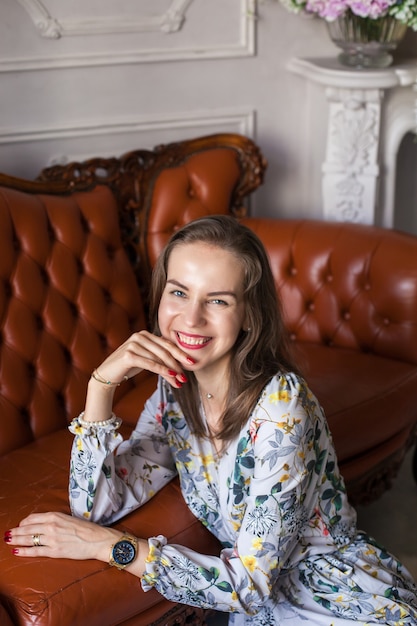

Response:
(121, 333), (190, 385)
(18, 511), (65, 528)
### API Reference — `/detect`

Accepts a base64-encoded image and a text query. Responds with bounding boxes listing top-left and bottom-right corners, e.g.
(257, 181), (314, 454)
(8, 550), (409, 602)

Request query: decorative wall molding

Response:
(4, 0), (255, 72)
(0, 107), (255, 149)
(323, 87), (381, 224)
(15, 0), (193, 38)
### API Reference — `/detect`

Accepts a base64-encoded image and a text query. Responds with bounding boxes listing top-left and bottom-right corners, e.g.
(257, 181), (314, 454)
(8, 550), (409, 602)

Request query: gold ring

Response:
(32, 534), (42, 547)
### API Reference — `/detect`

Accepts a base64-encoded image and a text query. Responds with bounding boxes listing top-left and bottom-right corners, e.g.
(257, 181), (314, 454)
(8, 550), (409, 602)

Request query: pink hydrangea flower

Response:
(306, 0), (348, 19)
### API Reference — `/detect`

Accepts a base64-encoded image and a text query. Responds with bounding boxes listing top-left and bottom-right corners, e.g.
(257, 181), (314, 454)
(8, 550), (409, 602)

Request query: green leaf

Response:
(240, 455), (254, 469)
(87, 477), (96, 496)
(215, 581), (233, 593)
(198, 566), (219, 582)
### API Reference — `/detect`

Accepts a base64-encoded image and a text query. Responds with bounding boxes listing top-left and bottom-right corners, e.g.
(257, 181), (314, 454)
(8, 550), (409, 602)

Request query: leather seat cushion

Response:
(298, 342), (417, 478)
(0, 426), (220, 626)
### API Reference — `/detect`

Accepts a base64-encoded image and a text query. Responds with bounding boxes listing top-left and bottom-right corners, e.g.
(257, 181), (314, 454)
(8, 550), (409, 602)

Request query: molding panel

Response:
(15, 0), (193, 37)
(0, 108), (256, 178)
(3, 0), (256, 71)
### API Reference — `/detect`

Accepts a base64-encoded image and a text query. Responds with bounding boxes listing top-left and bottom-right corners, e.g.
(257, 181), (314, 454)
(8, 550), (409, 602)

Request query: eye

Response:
(209, 298), (228, 306)
(171, 289), (186, 298)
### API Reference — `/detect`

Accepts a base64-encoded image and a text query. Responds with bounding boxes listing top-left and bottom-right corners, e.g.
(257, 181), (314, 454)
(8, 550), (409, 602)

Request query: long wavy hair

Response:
(149, 215), (301, 443)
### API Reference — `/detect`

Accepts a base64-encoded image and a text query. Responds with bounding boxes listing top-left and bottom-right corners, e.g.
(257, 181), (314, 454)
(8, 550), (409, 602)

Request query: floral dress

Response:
(69, 373), (417, 625)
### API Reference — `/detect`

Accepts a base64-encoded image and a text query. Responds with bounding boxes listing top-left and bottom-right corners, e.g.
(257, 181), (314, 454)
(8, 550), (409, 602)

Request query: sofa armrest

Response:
(0, 430), (220, 626)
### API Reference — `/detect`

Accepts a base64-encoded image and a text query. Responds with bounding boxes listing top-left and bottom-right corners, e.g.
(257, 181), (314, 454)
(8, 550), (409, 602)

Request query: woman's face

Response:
(158, 242), (247, 377)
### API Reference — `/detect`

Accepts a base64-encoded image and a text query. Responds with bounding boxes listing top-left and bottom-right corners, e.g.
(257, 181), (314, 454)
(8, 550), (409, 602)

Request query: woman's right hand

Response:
(82, 330), (193, 422)
(92, 330), (194, 389)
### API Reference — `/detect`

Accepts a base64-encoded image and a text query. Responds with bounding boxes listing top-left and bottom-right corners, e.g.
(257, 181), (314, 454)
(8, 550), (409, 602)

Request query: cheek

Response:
(158, 298), (178, 331)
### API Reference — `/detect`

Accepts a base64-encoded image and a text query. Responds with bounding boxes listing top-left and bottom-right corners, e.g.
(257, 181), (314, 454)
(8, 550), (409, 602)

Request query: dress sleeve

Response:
(69, 378), (177, 524)
(141, 375), (325, 615)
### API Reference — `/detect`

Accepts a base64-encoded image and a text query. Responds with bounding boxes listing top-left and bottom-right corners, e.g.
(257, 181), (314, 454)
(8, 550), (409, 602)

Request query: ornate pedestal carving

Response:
(288, 57), (417, 225)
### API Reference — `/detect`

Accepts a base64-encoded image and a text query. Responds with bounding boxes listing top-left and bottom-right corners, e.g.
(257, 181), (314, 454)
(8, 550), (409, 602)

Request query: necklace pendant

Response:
(206, 393), (213, 399)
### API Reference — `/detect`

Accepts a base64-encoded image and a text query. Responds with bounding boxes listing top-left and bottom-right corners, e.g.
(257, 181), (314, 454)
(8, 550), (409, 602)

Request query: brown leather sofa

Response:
(0, 133), (416, 626)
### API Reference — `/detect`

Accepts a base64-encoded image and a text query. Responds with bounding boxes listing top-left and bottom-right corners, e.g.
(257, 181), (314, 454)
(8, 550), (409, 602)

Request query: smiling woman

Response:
(7, 216), (417, 626)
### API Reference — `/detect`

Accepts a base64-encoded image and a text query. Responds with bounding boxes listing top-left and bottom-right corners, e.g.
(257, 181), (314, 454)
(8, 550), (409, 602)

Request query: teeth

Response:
(178, 333), (210, 346)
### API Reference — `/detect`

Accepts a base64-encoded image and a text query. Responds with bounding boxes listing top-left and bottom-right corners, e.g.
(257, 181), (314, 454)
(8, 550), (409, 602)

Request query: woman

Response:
(5, 216), (417, 625)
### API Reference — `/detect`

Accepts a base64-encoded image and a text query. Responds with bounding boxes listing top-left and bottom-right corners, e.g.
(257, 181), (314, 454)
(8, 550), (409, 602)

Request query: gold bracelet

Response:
(91, 369), (128, 387)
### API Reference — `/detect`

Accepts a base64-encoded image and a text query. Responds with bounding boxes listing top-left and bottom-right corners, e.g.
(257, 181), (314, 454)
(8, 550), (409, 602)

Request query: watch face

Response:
(112, 539), (136, 565)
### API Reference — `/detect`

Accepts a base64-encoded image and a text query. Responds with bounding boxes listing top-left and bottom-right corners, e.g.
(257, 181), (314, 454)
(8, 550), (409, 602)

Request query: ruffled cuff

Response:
(69, 412), (122, 436)
(141, 535), (168, 591)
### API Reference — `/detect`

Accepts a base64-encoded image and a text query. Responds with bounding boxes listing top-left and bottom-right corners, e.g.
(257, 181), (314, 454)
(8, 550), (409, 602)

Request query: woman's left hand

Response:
(6, 511), (124, 562)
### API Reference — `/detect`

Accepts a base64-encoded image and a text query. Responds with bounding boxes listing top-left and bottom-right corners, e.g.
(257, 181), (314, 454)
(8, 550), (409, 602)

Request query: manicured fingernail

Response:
(168, 369), (177, 376)
(179, 374), (188, 383)
(186, 357), (195, 364)
(12, 548), (19, 555)
(4, 531), (12, 542)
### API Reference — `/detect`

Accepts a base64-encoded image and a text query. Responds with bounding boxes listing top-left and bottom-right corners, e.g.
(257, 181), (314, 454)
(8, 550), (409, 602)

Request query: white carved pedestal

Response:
(288, 57), (417, 225)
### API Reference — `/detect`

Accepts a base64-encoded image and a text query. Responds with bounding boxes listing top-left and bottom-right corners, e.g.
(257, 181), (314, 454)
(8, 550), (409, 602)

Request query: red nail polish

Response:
(186, 357), (196, 364)
(4, 535), (12, 543)
(179, 374), (188, 383)
(12, 548), (19, 555)
(168, 370), (177, 376)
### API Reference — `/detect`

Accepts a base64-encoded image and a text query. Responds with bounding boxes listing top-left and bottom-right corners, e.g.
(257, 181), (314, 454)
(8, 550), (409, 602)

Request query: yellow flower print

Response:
(83, 511), (91, 519)
(76, 438), (83, 452)
(252, 537), (263, 551)
(280, 473), (290, 482)
(365, 547), (377, 557)
(269, 558), (278, 572)
(241, 555), (257, 572)
(201, 453), (215, 466)
(231, 591), (238, 601)
(146, 543), (158, 563)
(269, 390), (290, 404)
(232, 520), (241, 532)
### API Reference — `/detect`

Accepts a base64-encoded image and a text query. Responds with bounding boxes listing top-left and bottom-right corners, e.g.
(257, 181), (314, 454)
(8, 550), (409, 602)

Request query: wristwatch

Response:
(109, 534), (138, 570)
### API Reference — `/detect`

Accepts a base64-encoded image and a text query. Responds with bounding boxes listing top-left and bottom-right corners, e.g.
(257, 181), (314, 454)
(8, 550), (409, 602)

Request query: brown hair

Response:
(149, 215), (300, 443)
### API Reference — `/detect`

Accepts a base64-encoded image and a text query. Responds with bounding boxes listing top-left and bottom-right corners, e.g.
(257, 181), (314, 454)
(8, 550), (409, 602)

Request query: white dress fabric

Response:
(69, 373), (417, 625)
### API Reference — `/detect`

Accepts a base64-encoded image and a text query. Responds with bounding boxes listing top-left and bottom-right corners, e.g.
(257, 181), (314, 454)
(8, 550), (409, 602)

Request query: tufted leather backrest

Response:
(243, 218), (417, 365)
(145, 148), (242, 268)
(0, 134), (266, 457)
(0, 184), (146, 455)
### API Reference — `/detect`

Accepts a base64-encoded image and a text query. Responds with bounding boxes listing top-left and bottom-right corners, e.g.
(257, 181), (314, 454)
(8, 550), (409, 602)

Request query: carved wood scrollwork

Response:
(36, 133), (267, 305)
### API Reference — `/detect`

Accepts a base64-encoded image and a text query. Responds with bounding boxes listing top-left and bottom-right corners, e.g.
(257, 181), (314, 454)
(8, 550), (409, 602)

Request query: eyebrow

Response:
(166, 279), (238, 300)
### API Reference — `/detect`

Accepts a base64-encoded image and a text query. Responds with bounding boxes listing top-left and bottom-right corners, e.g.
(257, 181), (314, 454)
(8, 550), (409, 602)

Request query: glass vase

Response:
(327, 13), (407, 69)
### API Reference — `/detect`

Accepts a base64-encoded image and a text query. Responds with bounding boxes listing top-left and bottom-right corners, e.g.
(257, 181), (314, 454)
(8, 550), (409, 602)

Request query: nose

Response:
(183, 300), (206, 328)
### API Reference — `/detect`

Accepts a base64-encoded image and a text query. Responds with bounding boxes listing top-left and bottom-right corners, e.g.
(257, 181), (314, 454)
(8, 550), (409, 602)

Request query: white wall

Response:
(1, 0), (416, 222)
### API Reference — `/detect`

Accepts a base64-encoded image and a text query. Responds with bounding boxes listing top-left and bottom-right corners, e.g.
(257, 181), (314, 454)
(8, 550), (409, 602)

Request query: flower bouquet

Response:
(277, 0), (417, 66)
